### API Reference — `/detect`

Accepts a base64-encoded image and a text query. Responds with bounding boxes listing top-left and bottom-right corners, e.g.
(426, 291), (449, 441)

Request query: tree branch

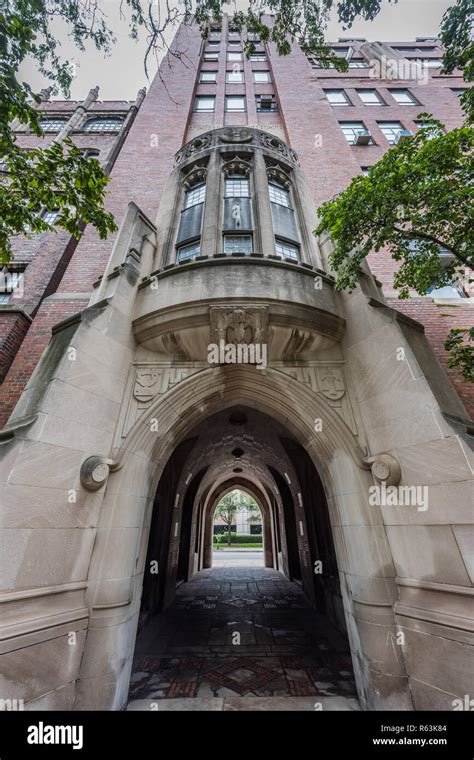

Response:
(393, 224), (471, 266)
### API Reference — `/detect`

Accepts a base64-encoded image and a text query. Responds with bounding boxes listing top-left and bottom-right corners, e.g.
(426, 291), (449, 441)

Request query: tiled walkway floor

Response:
(127, 566), (360, 711)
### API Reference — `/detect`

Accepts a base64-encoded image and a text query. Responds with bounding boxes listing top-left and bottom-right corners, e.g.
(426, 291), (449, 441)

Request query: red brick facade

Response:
(1, 18), (472, 426)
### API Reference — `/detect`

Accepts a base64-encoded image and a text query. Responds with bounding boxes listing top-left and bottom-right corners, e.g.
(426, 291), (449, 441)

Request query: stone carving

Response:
(210, 307), (268, 345)
(281, 330), (318, 360)
(266, 162), (291, 189)
(174, 133), (213, 165)
(123, 364), (204, 436)
(222, 156), (252, 177)
(276, 364), (357, 435)
(219, 128), (253, 143)
(259, 132), (299, 165)
(183, 162), (207, 188)
(80, 455), (116, 491)
(133, 367), (162, 402)
(133, 366), (200, 402)
(317, 367), (345, 400)
(365, 453), (402, 486)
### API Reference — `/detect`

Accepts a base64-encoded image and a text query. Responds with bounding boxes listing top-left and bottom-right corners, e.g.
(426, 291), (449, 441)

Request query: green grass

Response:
(214, 543), (262, 549)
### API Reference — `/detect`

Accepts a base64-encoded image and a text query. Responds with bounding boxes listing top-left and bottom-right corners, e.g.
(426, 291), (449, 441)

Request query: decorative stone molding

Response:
(266, 161), (291, 189)
(174, 133), (213, 165)
(80, 455), (116, 491)
(183, 161), (208, 188)
(122, 364), (205, 435)
(365, 453), (401, 486)
(275, 364), (358, 435)
(317, 366), (345, 400)
(210, 306), (268, 345)
(133, 366), (201, 401)
(174, 128), (300, 169)
(219, 127), (253, 144)
(222, 156), (252, 177)
(258, 132), (299, 165)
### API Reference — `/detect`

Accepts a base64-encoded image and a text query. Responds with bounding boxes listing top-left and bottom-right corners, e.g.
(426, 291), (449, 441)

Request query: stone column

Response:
(201, 148), (221, 256)
(253, 149), (275, 256)
(54, 85), (100, 144)
(102, 88), (147, 174)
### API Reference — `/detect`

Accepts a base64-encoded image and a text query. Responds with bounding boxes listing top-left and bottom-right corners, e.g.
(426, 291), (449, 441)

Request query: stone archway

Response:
(74, 364), (410, 711)
(202, 480), (274, 569)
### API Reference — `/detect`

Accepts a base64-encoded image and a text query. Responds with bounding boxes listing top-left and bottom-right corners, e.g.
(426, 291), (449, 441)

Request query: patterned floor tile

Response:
(129, 566), (358, 703)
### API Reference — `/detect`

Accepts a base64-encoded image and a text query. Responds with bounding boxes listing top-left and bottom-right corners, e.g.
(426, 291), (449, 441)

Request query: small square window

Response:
(256, 94), (277, 111)
(225, 95), (246, 112)
(195, 96), (216, 112)
(0, 269), (25, 303)
(390, 89), (417, 105)
(340, 122), (370, 144)
(223, 235), (252, 254)
(228, 52), (243, 62)
(378, 121), (403, 143)
(414, 120), (444, 138)
(184, 183), (206, 208)
(419, 59), (443, 68)
(331, 47), (350, 57)
(325, 89), (350, 106)
(177, 241), (200, 262)
(225, 176), (250, 197)
(357, 89), (384, 105)
(253, 71), (271, 83)
(200, 70), (217, 83)
(269, 182), (290, 207)
(226, 70), (244, 83)
(275, 239), (299, 261)
(41, 209), (59, 225)
(360, 166), (371, 176)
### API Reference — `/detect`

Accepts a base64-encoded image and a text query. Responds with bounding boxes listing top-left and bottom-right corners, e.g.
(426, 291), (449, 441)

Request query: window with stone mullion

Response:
(268, 182), (290, 207)
(225, 175), (250, 198)
(184, 182), (206, 208)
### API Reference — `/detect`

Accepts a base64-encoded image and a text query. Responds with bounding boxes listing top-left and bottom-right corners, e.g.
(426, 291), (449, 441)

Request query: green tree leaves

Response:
(315, 116), (474, 382)
(0, 0), (121, 263)
(445, 326), (474, 382)
(440, 0), (474, 121)
(316, 117), (473, 298)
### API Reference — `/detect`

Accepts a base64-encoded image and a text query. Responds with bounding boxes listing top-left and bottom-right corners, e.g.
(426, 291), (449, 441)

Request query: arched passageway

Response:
(128, 405), (358, 709)
(211, 488), (265, 568)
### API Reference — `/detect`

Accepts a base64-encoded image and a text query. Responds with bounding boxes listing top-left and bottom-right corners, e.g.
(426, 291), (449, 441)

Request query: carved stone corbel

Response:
(365, 453), (401, 486)
(222, 156), (252, 177)
(80, 455), (118, 491)
(183, 160), (208, 189)
(265, 162), (291, 189)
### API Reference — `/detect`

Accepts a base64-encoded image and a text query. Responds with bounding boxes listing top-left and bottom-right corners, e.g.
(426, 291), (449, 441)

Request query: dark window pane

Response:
(271, 203), (299, 242)
(177, 203), (203, 243)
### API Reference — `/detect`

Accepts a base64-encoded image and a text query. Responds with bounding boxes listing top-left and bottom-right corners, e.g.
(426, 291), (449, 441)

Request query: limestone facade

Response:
(0, 17), (472, 711)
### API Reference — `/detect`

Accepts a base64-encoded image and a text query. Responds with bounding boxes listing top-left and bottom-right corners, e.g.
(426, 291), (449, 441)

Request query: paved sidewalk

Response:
(213, 549), (263, 567)
(127, 566), (359, 711)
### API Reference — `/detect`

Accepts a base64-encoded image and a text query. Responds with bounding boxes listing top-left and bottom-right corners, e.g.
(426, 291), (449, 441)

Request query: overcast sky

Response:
(21, 0), (452, 101)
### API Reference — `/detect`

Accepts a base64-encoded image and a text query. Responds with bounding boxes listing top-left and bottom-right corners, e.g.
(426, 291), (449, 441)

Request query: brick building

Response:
(0, 16), (472, 712)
